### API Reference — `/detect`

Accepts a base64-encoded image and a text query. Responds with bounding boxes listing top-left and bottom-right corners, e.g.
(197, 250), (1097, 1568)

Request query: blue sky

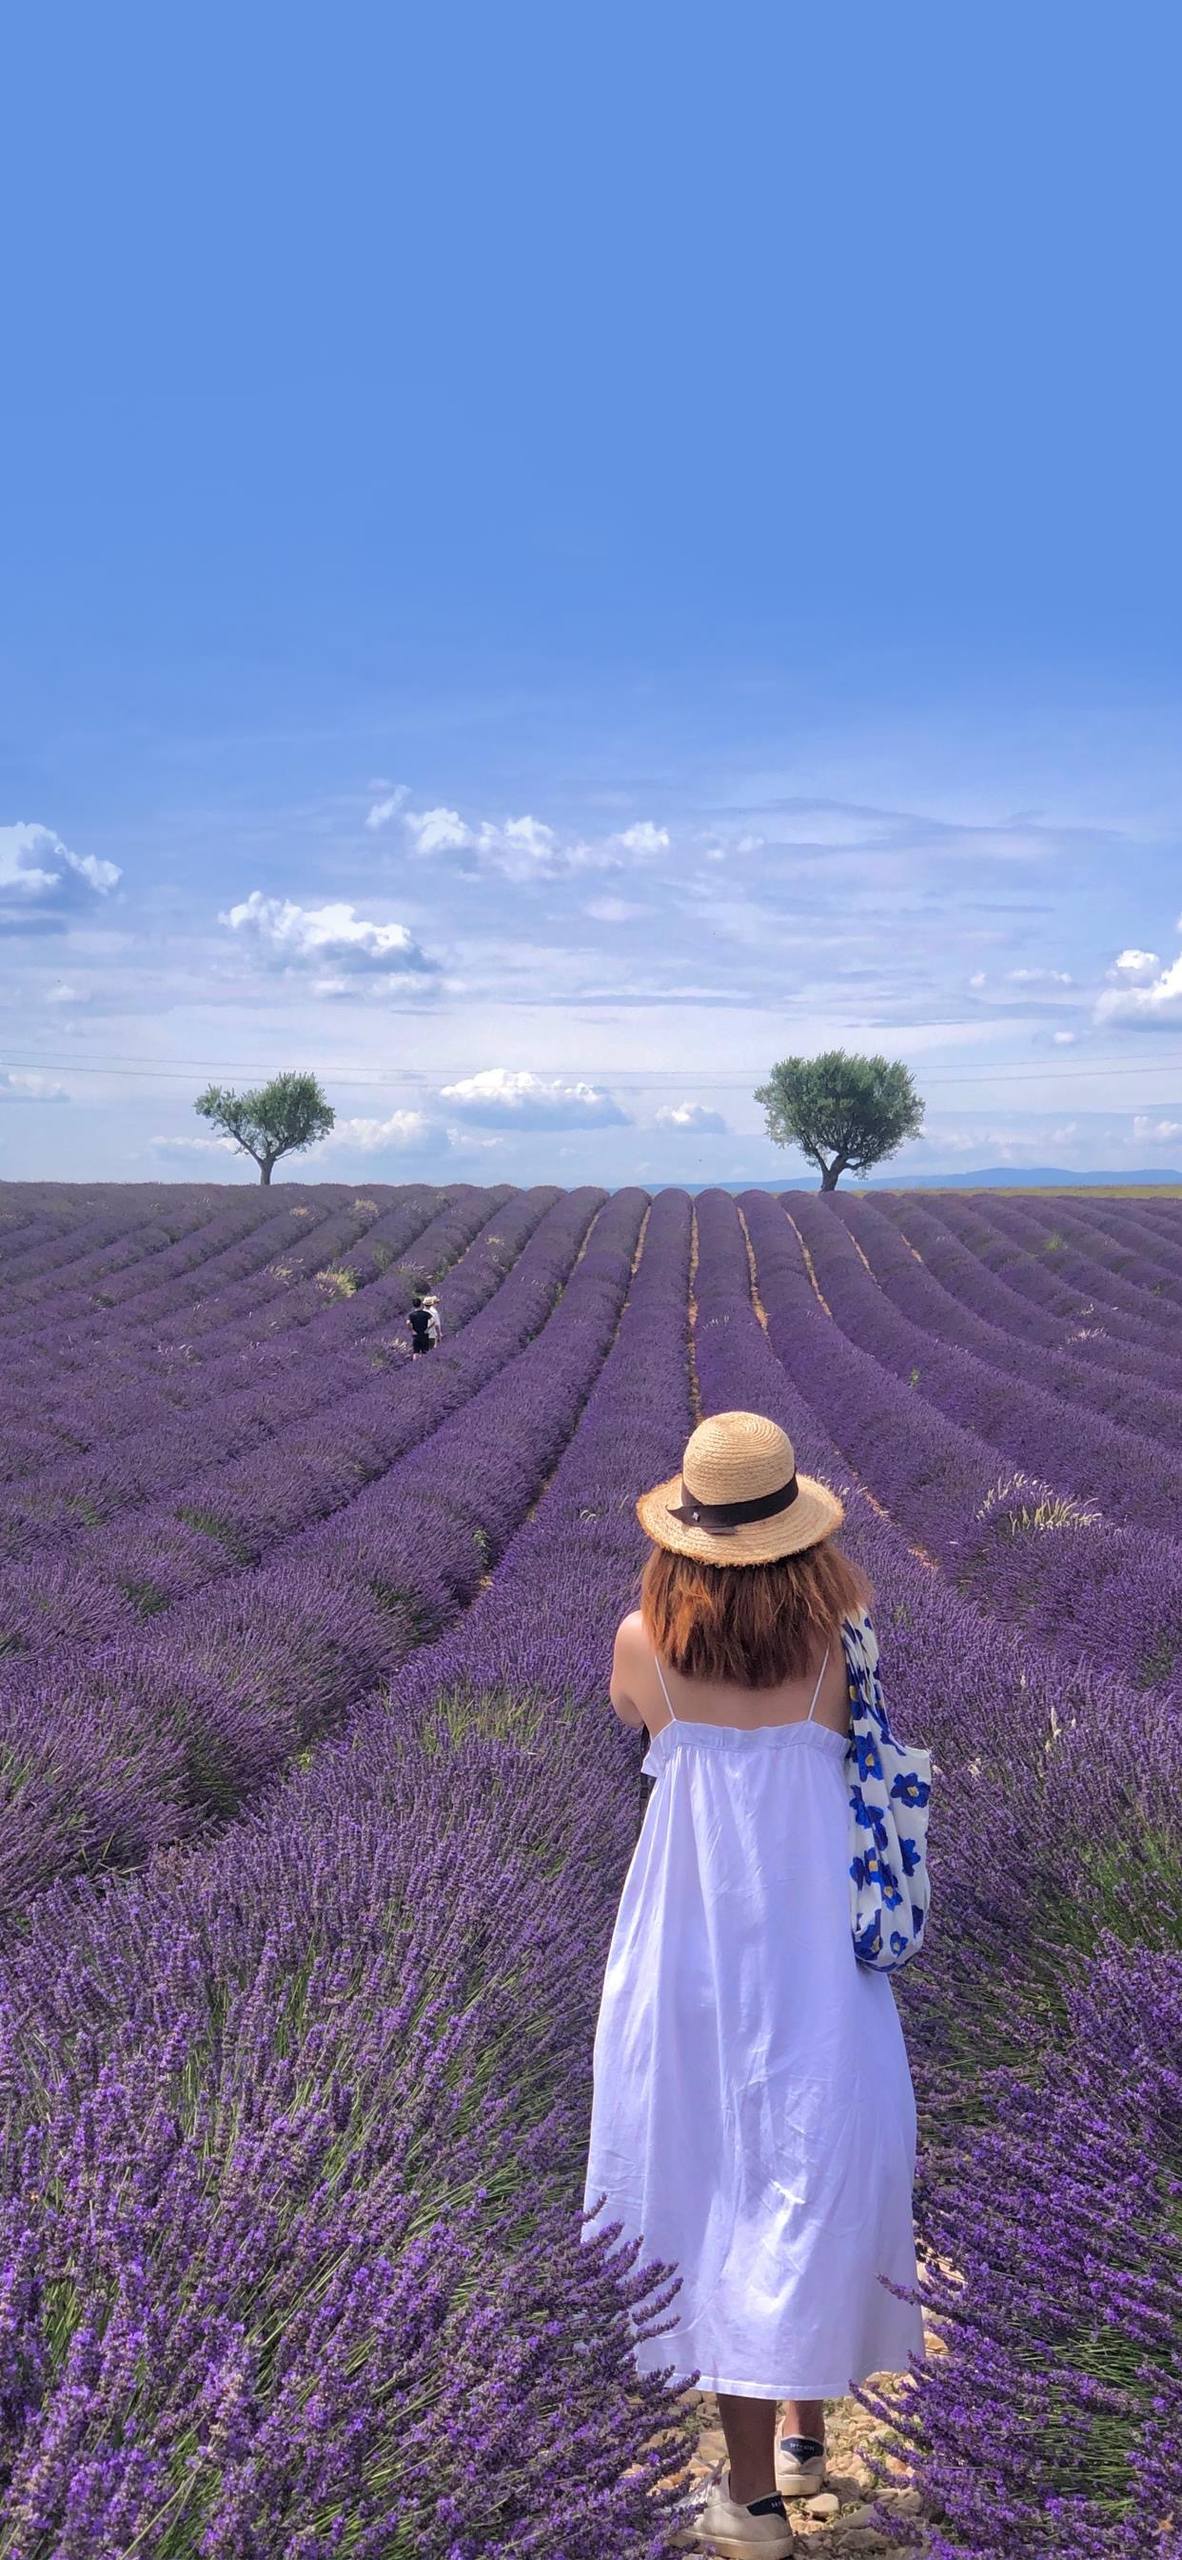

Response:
(3, 2), (1182, 1186)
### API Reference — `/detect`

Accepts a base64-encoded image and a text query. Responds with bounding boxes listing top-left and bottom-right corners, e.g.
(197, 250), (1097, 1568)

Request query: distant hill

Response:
(864, 1165), (1182, 1190)
(645, 1167), (1182, 1193)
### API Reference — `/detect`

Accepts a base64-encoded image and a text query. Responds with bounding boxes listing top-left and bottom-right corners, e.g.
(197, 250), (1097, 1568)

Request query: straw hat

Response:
(636, 1411), (843, 1567)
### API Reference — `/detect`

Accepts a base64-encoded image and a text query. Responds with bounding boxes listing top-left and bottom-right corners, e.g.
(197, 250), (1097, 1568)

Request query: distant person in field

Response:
(423, 1291), (442, 1345)
(583, 1411), (925, 2556)
(408, 1292), (436, 1355)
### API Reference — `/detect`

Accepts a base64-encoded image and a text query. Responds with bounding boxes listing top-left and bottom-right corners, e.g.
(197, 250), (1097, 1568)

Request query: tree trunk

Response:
(819, 1162), (840, 1191)
(260, 1160), (273, 1185)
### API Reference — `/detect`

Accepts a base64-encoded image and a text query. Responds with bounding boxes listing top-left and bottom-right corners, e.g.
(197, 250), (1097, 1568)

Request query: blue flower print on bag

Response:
(867, 1802), (891, 1854)
(841, 1610), (933, 1974)
(854, 1731), (884, 1783)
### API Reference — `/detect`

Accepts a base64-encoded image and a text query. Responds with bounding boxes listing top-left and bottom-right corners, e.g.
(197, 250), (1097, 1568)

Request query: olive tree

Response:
(755, 1050), (924, 1191)
(195, 1072), (335, 1185)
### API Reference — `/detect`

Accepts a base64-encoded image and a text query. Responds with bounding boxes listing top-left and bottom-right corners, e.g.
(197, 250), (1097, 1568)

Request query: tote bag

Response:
(841, 1610), (932, 1973)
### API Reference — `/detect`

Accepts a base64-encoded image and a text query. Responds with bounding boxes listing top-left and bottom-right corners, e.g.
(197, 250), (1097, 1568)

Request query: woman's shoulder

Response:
(614, 1607), (646, 1653)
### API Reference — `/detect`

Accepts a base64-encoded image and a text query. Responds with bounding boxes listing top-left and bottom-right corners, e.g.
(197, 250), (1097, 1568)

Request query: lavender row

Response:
(0, 1189), (367, 1440)
(0, 1192), (699, 2559)
(691, 1191), (1182, 2554)
(0, 1179), (1176, 2553)
(0, 1192), (645, 1923)
(0, 1188), (545, 1560)
(0, 1184), (421, 1385)
(0, 1188), (472, 1485)
(1069, 1189), (1182, 1285)
(0, 1186), (248, 1296)
(945, 1189), (1182, 1336)
(874, 1937), (1182, 2560)
(395, 1181), (1182, 2553)
(890, 1177), (1182, 1341)
(741, 1191), (1182, 1703)
(0, 1187), (586, 1663)
(788, 1193), (1182, 1539)
(0, 1702), (696, 2557)
(0, 1185), (337, 1331)
(868, 1192), (1182, 1393)
(696, 1187), (1182, 2097)
(833, 1191), (1182, 1445)
(392, 1188), (694, 1725)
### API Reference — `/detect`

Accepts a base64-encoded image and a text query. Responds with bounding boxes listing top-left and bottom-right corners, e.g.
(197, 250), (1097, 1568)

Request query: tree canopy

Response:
(754, 1050), (924, 1191)
(195, 1072), (335, 1184)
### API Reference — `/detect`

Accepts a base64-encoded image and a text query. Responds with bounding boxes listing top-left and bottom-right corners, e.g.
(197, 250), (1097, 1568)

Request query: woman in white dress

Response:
(582, 1412), (925, 2558)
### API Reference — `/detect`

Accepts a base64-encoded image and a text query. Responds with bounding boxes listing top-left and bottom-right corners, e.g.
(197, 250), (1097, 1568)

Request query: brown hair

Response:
(640, 1539), (871, 1689)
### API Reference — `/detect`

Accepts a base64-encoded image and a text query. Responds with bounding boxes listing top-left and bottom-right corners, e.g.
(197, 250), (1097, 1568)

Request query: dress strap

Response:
(653, 1653), (678, 1723)
(805, 1642), (831, 1723)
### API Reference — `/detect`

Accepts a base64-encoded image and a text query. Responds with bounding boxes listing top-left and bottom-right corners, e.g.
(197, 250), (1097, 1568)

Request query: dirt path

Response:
(671, 2298), (946, 2552)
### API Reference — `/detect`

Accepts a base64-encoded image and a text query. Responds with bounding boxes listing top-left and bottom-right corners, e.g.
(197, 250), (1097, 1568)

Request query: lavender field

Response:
(0, 1176), (1179, 2559)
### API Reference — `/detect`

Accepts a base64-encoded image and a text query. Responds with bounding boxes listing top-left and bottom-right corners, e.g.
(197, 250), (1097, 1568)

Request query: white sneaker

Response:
(775, 2433), (826, 2499)
(674, 2459), (796, 2556)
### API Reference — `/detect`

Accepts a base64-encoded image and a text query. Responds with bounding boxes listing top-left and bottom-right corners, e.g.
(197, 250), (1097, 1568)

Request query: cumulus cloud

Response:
(1132, 1114), (1182, 1144)
(1007, 966), (1073, 985)
(1051, 1030), (1077, 1045)
(45, 981), (82, 1005)
(320, 1109), (440, 1155)
(653, 1100), (729, 1134)
(439, 1067), (630, 1128)
(364, 785), (410, 830)
(219, 891), (437, 992)
(401, 803), (672, 882)
(404, 807), (477, 859)
(0, 823), (121, 928)
(968, 971), (986, 989)
(615, 822), (670, 855)
(0, 1069), (69, 1101)
(1095, 934), (1182, 1026)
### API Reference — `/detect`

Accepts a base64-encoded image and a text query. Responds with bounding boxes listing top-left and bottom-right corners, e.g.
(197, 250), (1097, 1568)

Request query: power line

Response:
(3, 1053), (1181, 1093)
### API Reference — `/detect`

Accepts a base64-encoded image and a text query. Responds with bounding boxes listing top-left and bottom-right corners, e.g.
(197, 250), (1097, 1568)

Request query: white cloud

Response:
(439, 1067), (630, 1128)
(45, 981), (82, 1005)
(969, 971), (986, 989)
(1132, 1115), (1182, 1144)
(1096, 947), (1182, 1025)
(584, 895), (643, 923)
(0, 822), (121, 925)
(614, 822), (670, 856)
(1109, 948), (1161, 982)
(404, 806), (476, 859)
(1007, 966), (1073, 985)
(152, 1132), (241, 1156)
(0, 1069), (69, 1101)
(320, 1109), (440, 1155)
(401, 802), (672, 882)
(654, 1100), (729, 1135)
(219, 891), (437, 987)
(365, 785), (410, 831)
(1051, 1030), (1077, 1045)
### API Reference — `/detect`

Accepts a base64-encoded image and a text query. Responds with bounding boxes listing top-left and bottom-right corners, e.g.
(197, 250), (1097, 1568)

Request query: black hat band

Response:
(666, 1473), (799, 1536)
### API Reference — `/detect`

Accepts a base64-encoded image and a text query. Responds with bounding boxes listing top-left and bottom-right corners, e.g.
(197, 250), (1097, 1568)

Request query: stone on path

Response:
(670, 2354), (933, 2555)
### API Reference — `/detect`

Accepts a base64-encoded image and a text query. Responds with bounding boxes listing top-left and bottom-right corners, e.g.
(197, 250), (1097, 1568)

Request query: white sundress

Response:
(582, 1621), (926, 2400)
